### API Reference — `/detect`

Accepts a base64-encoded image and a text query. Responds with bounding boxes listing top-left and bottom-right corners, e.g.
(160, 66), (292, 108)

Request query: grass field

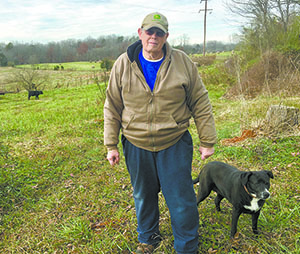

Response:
(18, 62), (102, 71)
(0, 64), (299, 253)
(1, 62), (105, 93)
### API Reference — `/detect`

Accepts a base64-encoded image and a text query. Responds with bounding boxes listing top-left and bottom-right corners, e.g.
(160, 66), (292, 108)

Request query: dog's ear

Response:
(265, 170), (274, 179)
(240, 172), (252, 185)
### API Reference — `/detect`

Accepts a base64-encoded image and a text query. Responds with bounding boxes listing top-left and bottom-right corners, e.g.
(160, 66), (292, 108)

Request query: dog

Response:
(193, 161), (274, 238)
(28, 90), (43, 100)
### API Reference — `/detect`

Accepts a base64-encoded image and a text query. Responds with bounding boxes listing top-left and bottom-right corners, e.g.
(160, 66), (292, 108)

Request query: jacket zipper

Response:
(133, 63), (156, 149)
(149, 93), (155, 150)
(148, 59), (168, 151)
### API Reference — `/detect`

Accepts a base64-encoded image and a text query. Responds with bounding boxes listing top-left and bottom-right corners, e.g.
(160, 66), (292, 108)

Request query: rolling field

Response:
(0, 64), (299, 253)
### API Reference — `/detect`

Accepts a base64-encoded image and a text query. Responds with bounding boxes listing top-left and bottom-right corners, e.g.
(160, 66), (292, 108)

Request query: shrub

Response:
(191, 54), (216, 66)
(0, 52), (8, 66)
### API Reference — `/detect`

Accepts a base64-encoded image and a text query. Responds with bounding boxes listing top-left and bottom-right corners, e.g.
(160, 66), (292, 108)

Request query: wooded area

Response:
(0, 35), (235, 66)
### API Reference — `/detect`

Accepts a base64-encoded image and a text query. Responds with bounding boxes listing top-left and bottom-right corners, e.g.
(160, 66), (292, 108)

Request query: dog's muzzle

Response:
(258, 189), (270, 200)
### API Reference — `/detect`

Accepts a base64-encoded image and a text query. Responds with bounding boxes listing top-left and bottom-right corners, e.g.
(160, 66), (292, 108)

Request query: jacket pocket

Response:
(155, 113), (179, 131)
(177, 118), (190, 129)
(121, 110), (134, 130)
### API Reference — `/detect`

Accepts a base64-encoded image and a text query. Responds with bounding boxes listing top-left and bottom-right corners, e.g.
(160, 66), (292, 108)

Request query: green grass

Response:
(0, 65), (300, 253)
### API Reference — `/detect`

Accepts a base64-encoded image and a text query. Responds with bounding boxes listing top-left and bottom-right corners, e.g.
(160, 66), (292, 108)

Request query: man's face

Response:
(138, 27), (169, 56)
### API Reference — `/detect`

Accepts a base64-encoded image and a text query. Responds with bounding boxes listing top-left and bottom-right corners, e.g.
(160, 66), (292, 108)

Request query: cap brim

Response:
(142, 24), (167, 33)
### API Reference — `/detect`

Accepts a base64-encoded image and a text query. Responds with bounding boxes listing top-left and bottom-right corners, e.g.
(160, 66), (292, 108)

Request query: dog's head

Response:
(241, 171), (274, 200)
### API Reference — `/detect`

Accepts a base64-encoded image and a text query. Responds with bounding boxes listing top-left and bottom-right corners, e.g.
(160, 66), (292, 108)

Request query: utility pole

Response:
(199, 0), (212, 56)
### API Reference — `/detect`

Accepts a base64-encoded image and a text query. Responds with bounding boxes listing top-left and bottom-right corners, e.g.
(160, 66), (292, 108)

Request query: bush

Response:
(225, 51), (300, 98)
(0, 52), (8, 66)
(200, 63), (235, 88)
(191, 54), (216, 66)
(100, 58), (114, 71)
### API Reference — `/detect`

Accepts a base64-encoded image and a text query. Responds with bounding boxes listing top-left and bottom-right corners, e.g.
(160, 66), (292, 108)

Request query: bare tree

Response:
(226, 0), (299, 51)
(226, 0), (299, 32)
(9, 68), (49, 91)
(272, 0), (299, 32)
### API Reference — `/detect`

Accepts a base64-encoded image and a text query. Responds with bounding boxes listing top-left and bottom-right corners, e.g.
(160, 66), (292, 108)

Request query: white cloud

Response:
(0, 0), (241, 44)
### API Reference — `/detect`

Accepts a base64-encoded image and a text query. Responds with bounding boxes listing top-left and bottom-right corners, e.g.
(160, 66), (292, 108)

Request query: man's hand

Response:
(199, 146), (214, 160)
(107, 150), (120, 166)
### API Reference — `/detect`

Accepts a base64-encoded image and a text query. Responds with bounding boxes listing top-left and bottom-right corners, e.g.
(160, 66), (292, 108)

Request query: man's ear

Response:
(138, 28), (143, 39)
(240, 172), (252, 186)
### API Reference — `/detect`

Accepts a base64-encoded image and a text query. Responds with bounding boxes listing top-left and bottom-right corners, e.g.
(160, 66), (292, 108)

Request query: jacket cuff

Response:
(106, 145), (119, 152)
(200, 142), (215, 148)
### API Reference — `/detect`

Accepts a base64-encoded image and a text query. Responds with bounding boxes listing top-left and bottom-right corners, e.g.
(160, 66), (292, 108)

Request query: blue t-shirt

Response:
(139, 51), (164, 92)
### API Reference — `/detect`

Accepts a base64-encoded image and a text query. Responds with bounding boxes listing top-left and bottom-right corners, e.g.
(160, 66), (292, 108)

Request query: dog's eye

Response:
(261, 180), (269, 186)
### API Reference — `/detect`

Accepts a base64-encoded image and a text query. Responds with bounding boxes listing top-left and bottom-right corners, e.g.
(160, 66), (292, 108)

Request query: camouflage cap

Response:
(141, 12), (168, 33)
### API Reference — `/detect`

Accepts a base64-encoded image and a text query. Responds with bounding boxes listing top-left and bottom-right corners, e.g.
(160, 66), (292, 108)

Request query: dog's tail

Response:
(192, 176), (199, 184)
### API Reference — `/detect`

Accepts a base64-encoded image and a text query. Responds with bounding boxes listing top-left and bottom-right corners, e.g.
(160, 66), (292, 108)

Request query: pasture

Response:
(0, 63), (299, 253)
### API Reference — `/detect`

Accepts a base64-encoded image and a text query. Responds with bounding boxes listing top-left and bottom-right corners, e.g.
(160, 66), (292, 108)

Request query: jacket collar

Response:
(127, 40), (143, 63)
(127, 40), (170, 64)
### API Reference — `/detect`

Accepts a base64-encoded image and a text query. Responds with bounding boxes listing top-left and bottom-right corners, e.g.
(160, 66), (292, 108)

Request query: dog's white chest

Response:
(244, 198), (261, 212)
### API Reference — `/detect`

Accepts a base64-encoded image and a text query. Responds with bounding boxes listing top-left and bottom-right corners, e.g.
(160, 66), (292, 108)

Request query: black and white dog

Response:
(28, 90), (43, 100)
(193, 161), (274, 238)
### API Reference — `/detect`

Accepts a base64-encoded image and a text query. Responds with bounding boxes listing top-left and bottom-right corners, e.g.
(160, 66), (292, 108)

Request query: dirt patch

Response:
(221, 129), (257, 145)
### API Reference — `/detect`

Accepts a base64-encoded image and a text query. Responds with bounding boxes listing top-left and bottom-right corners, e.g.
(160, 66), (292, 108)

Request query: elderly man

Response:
(104, 12), (217, 254)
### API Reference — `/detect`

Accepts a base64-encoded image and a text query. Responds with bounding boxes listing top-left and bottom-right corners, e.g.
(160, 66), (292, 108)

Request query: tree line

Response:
(0, 35), (139, 66)
(0, 34), (235, 67)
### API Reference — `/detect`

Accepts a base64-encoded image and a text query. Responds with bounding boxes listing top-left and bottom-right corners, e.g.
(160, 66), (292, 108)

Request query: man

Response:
(104, 12), (217, 254)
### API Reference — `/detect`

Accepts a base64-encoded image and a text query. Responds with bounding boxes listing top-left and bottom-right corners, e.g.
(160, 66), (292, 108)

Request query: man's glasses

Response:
(144, 28), (166, 37)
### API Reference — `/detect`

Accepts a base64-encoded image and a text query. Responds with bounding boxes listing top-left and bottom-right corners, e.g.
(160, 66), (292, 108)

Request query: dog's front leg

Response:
(251, 210), (261, 234)
(230, 208), (242, 238)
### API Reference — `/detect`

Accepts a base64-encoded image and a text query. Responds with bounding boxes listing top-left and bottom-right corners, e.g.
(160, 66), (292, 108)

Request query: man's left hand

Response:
(199, 146), (214, 160)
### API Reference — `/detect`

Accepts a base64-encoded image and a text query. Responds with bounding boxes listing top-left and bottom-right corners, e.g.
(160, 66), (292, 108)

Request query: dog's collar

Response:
(243, 185), (256, 198)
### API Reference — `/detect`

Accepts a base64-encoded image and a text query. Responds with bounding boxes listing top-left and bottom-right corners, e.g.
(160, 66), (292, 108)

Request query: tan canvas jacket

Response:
(104, 41), (217, 152)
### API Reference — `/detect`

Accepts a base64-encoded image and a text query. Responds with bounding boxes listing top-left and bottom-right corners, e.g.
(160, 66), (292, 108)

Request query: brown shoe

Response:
(136, 243), (155, 254)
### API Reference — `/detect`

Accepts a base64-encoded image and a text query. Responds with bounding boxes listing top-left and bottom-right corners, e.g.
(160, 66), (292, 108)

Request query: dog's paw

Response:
(230, 232), (240, 239)
(230, 232), (241, 250)
(253, 229), (261, 238)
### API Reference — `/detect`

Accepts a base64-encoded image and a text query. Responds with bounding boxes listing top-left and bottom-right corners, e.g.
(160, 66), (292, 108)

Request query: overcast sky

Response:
(0, 0), (241, 45)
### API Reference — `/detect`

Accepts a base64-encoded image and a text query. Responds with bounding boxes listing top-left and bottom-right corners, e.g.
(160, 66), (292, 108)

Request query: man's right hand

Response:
(107, 150), (120, 166)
